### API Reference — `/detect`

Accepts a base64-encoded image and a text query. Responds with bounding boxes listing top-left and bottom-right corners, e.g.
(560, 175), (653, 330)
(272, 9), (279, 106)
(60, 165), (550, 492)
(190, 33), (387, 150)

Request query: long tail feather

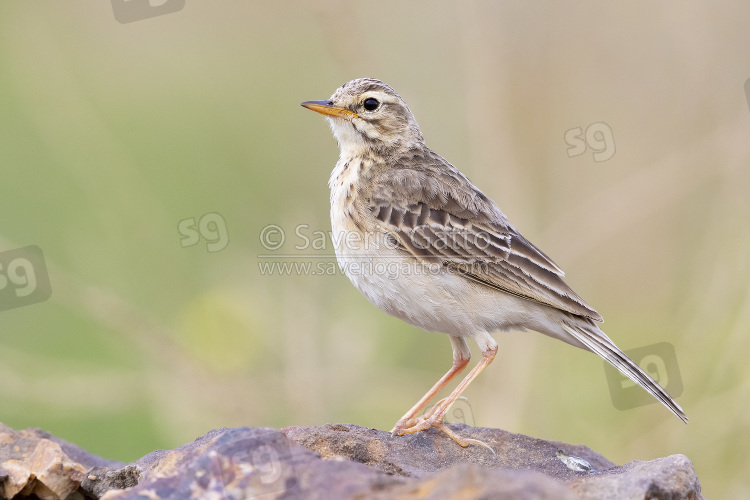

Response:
(561, 322), (688, 423)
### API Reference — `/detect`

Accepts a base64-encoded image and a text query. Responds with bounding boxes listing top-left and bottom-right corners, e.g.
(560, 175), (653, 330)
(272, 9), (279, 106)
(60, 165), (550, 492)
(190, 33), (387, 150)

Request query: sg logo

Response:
(564, 122), (616, 162)
(111, 0), (185, 24)
(214, 430), (298, 498)
(0, 245), (52, 312)
(423, 396), (475, 426)
(604, 342), (684, 411)
(178, 213), (229, 253)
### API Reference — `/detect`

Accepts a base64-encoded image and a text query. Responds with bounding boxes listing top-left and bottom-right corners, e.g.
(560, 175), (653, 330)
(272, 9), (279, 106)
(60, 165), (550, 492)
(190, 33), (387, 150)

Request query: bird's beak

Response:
(301, 100), (359, 120)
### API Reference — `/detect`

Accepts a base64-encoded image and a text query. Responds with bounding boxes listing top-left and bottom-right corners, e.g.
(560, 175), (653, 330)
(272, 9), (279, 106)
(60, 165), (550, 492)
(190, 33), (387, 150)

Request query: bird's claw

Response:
(391, 415), (494, 453)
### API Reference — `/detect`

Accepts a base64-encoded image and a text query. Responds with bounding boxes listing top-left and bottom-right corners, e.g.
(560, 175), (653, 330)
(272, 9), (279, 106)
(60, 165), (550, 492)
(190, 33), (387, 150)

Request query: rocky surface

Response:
(0, 423), (123, 499)
(0, 422), (703, 499)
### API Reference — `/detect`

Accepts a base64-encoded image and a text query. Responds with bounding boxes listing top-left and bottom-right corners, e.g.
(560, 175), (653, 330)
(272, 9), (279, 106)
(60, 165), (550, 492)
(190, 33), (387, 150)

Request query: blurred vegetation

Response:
(0, 1), (748, 497)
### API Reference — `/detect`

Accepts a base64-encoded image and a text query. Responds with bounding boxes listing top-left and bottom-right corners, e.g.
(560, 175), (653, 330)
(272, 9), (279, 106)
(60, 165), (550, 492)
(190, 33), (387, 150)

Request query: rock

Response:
(282, 424), (703, 500)
(282, 423), (614, 480)
(0, 423), (123, 499)
(0, 422), (703, 499)
(81, 464), (142, 499)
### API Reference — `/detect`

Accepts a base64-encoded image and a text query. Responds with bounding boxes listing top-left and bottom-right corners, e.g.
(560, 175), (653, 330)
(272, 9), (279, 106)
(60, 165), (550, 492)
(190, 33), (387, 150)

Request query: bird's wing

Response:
(366, 160), (603, 322)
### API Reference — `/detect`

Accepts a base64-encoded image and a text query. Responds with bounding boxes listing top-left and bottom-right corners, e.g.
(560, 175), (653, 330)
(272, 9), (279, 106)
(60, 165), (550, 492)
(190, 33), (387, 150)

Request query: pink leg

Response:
(396, 343), (498, 450)
(391, 336), (471, 433)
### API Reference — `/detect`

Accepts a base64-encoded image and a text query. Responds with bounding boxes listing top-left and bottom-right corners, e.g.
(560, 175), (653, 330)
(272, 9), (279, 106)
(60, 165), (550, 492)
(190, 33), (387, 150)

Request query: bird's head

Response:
(301, 78), (424, 158)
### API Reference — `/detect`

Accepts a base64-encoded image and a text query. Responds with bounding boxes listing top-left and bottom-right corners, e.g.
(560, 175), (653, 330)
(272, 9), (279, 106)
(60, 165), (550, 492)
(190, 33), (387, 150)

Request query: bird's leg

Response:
(390, 357), (469, 431)
(421, 395), (459, 420)
(391, 336), (471, 434)
(395, 339), (498, 450)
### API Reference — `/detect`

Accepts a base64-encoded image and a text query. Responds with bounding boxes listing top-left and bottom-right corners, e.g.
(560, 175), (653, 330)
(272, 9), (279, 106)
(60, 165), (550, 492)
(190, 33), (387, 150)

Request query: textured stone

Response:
(0, 422), (703, 499)
(283, 423), (703, 500)
(0, 423), (122, 499)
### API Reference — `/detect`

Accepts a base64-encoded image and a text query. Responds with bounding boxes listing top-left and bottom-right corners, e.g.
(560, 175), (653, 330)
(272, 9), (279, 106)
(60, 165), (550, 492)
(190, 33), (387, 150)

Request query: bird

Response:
(300, 78), (688, 449)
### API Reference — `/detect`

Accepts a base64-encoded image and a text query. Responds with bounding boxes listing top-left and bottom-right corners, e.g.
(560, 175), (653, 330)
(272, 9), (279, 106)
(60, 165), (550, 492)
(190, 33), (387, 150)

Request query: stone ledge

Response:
(0, 422), (703, 499)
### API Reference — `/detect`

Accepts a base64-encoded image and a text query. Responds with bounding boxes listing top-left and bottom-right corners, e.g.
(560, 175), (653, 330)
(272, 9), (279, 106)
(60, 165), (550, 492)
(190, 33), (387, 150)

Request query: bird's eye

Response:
(363, 98), (380, 111)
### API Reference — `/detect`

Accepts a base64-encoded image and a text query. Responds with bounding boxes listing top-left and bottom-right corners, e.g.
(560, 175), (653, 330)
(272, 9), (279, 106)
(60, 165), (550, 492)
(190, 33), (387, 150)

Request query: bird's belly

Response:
(333, 238), (538, 337)
(329, 189), (548, 337)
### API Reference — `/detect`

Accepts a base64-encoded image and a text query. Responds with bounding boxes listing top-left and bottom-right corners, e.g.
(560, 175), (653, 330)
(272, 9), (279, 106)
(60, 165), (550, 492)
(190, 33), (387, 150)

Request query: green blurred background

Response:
(1, 1), (748, 497)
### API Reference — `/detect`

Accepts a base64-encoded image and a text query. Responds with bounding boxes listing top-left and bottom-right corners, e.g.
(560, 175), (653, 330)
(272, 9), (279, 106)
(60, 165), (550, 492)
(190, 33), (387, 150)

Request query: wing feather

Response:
(365, 159), (603, 322)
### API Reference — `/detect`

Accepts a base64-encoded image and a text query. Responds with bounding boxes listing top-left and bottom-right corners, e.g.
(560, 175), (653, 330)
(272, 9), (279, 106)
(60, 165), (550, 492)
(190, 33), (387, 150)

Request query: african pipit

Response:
(301, 78), (688, 448)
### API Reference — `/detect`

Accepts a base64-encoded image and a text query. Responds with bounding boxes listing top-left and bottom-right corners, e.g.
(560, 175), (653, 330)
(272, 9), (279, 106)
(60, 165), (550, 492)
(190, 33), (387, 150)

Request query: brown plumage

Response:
(302, 78), (687, 449)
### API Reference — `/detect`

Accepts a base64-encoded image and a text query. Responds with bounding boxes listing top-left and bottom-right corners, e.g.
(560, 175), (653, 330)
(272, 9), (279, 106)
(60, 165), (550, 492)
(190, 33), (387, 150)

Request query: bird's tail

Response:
(560, 321), (688, 423)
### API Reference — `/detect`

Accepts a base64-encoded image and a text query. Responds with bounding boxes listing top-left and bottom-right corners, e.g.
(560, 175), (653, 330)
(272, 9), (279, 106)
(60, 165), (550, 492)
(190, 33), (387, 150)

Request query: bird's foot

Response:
(432, 421), (495, 453)
(390, 409), (494, 453)
(389, 395), (455, 435)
